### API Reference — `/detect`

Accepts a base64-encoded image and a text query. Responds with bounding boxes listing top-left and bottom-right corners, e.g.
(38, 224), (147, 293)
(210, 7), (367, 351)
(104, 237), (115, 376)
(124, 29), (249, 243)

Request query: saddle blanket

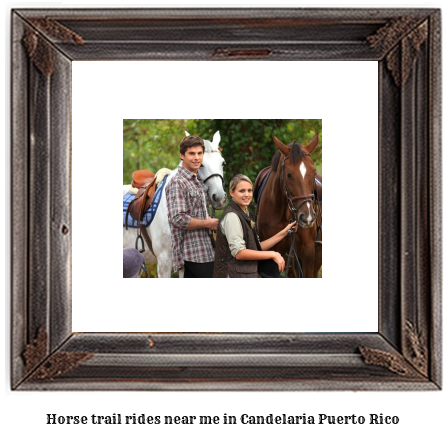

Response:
(123, 174), (168, 228)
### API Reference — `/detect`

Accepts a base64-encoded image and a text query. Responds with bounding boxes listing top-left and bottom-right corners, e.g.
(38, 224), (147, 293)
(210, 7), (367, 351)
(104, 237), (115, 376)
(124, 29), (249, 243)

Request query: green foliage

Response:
(123, 119), (322, 186)
(123, 119), (187, 184)
(185, 119), (322, 185)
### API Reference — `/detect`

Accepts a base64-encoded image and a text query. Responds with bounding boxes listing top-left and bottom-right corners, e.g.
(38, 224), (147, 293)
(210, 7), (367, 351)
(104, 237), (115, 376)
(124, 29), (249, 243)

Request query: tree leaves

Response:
(185, 119), (322, 186)
(123, 119), (186, 183)
(123, 119), (322, 186)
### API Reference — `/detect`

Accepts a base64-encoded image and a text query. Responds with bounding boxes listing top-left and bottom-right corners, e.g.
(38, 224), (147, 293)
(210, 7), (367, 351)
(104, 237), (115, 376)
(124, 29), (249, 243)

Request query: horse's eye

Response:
(287, 173), (292, 178)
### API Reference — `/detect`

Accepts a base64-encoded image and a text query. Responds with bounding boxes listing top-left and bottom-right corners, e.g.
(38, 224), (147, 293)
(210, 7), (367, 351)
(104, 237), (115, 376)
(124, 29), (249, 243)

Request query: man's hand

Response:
(206, 218), (219, 231)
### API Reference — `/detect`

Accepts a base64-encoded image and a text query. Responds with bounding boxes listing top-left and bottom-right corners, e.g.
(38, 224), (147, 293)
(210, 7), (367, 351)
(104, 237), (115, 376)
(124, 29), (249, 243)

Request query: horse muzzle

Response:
(297, 211), (317, 228)
(211, 193), (227, 210)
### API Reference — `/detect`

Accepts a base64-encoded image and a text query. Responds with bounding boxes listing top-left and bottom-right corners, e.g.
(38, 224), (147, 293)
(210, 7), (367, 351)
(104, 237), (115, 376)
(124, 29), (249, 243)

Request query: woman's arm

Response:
(235, 249), (285, 272)
(260, 221), (297, 251)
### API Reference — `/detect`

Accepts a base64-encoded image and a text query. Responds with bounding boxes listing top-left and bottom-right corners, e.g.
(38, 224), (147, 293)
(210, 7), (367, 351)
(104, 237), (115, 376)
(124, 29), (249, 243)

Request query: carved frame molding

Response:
(11, 8), (441, 390)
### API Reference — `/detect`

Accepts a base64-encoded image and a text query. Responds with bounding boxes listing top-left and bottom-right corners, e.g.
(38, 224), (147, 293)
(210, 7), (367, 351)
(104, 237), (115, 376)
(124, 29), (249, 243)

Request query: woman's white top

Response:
(219, 212), (247, 258)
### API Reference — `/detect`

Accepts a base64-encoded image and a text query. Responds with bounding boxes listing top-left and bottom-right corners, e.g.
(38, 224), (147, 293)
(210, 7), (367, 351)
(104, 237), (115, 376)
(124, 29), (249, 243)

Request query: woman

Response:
(213, 174), (296, 278)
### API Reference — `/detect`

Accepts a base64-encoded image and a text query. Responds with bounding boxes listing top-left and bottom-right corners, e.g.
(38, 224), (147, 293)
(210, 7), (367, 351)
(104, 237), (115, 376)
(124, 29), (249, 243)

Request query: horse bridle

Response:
(202, 172), (225, 190)
(201, 172), (225, 247)
(280, 155), (315, 222)
(280, 154), (321, 278)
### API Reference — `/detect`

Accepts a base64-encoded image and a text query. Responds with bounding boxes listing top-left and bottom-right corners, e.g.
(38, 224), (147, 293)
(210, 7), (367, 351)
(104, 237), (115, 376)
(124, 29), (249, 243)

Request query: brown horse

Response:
(256, 134), (322, 278)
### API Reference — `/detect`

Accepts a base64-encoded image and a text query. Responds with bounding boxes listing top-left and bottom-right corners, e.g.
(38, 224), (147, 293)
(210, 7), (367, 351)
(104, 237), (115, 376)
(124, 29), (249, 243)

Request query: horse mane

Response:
(270, 151), (281, 171)
(271, 141), (305, 171)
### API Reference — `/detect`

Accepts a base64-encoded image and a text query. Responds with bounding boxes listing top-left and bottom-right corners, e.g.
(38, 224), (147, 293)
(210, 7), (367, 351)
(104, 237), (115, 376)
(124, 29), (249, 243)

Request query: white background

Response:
(72, 60), (378, 332)
(2, 1), (445, 438)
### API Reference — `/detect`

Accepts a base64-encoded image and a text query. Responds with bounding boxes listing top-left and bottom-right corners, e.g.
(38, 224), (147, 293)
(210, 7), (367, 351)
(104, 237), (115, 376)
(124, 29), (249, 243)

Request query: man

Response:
(166, 135), (219, 278)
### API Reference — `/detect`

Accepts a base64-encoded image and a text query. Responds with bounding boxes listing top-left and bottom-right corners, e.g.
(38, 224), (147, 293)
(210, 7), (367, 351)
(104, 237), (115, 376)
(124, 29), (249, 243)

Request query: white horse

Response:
(123, 131), (226, 277)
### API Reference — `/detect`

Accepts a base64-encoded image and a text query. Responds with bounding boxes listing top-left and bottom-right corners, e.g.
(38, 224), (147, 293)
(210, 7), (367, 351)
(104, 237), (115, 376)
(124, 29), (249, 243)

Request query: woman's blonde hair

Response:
(229, 174), (253, 193)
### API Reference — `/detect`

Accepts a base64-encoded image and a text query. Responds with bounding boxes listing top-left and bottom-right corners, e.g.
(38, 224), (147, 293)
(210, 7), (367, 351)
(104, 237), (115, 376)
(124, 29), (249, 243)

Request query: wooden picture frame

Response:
(11, 8), (441, 390)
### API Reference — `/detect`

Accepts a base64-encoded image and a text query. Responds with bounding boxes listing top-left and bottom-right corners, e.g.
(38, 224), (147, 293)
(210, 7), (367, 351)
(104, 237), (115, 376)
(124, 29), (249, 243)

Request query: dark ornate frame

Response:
(11, 8), (441, 390)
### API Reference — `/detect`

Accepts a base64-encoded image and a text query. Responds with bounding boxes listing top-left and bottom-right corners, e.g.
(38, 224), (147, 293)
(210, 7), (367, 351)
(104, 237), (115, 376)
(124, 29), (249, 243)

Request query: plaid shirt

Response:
(166, 165), (214, 272)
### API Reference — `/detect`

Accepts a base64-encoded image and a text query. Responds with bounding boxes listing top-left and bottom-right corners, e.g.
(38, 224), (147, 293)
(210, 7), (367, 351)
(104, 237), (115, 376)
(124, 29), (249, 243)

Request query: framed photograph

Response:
(121, 118), (323, 281)
(11, 8), (441, 390)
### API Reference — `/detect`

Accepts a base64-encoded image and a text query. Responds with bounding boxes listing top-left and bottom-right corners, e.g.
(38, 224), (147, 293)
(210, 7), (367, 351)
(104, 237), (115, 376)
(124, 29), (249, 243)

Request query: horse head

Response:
(272, 133), (319, 228)
(185, 131), (227, 210)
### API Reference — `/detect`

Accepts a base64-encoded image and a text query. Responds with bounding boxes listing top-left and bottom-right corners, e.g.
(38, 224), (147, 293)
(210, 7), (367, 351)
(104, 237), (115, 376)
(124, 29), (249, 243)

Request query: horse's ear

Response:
(185, 131), (190, 137)
(212, 131), (221, 145)
(272, 135), (290, 157)
(302, 133), (319, 155)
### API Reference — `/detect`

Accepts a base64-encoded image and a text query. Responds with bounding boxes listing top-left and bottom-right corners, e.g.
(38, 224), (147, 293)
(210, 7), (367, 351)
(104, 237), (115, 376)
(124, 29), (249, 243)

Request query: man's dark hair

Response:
(179, 135), (205, 155)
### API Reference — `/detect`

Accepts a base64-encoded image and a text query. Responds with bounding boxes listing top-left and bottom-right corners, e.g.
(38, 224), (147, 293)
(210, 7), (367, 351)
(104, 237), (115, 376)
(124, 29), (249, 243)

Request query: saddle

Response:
(125, 169), (158, 255)
(254, 166), (272, 205)
(127, 170), (157, 223)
